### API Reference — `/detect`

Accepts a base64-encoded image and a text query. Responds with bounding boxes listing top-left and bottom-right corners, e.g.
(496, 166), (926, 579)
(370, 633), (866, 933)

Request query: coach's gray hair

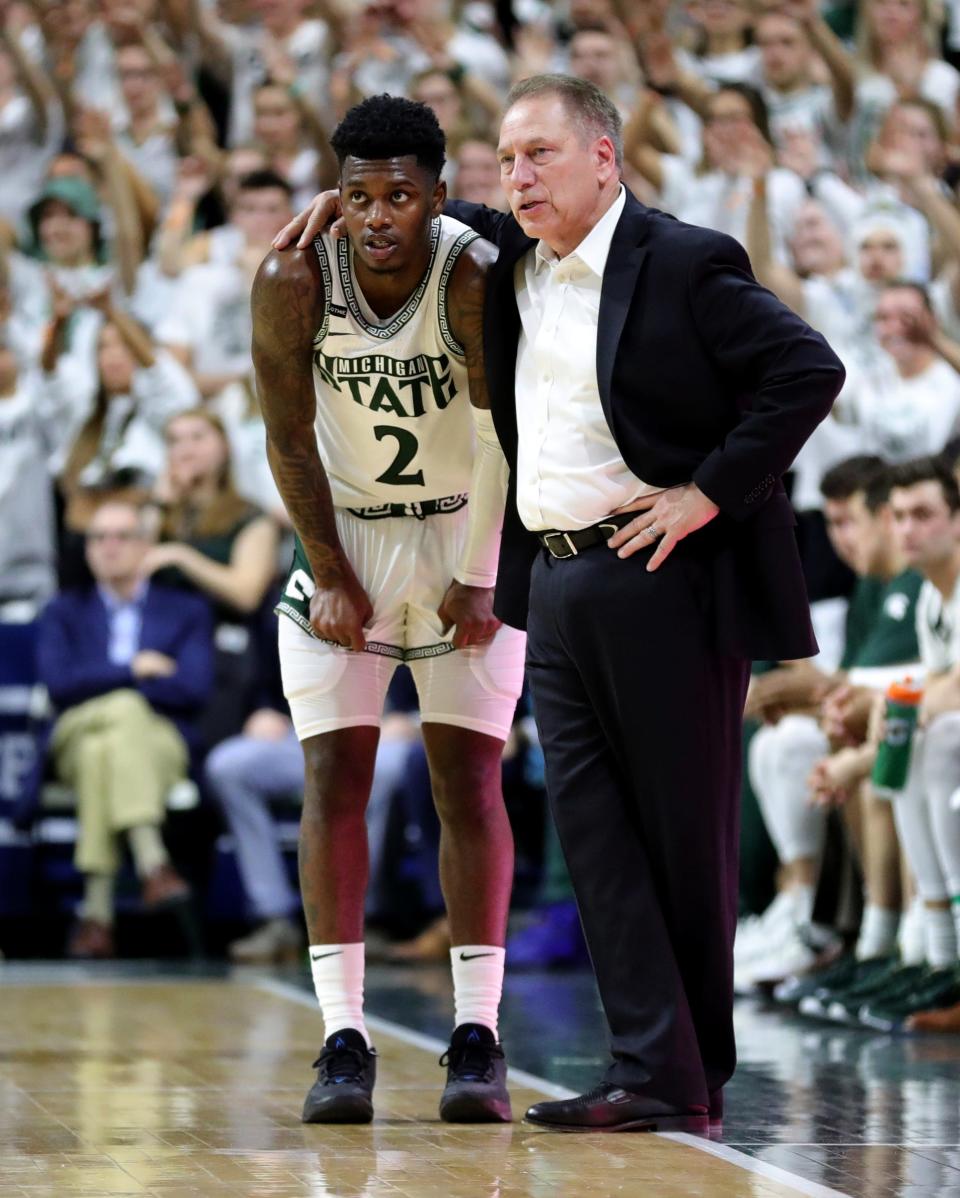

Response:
(504, 75), (623, 171)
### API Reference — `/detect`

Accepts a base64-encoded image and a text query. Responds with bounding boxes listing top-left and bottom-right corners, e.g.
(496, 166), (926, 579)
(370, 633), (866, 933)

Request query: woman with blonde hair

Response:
(851, 0), (960, 172)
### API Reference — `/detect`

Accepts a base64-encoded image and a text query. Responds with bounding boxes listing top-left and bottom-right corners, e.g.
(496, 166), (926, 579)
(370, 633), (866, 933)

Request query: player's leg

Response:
(279, 617), (396, 1123)
(411, 628), (526, 1123)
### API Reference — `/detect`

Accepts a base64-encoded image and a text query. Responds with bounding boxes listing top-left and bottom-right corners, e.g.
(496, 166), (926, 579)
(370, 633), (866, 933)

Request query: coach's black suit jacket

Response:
(447, 192), (846, 660)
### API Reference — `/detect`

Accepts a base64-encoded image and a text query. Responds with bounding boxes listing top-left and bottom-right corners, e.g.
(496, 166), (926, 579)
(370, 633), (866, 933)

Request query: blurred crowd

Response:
(1, 0), (960, 1032)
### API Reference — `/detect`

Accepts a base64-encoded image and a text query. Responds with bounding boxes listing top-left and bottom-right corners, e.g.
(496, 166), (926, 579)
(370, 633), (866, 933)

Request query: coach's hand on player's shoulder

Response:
(273, 189), (345, 251)
(309, 570), (373, 652)
(438, 581), (501, 649)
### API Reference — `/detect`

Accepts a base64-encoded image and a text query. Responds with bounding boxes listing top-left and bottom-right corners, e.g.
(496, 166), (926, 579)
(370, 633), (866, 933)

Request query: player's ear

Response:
(431, 178), (447, 216)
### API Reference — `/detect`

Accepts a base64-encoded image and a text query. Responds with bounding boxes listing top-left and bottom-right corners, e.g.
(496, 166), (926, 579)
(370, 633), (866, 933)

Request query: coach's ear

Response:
(431, 178), (447, 217)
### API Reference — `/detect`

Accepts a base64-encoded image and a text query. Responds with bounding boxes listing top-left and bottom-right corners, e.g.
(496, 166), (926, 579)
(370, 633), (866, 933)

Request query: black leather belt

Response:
(537, 512), (636, 559)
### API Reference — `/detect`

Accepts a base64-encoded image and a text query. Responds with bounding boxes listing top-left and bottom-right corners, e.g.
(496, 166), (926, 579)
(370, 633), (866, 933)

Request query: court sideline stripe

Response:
(255, 977), (852, 1198)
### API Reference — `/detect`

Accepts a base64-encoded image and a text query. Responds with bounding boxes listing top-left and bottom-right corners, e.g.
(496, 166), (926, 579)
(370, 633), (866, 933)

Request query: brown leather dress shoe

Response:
(67, 918), (115, 959)
(141, 863), (190, 908)
(525, 1083), (709, 1133)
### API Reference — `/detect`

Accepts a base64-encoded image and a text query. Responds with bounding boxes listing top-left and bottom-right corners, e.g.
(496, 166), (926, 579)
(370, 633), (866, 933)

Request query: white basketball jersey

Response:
(312, 215), (479, 506)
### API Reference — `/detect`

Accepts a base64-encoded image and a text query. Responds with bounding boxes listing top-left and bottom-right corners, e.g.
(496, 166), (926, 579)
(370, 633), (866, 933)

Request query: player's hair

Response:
(505, 74), (623, 171)
(236, 169), (293, 198)
(887, 455), (960, 513)
(331, 95), (447, 182)
(820, 455), (888, 504)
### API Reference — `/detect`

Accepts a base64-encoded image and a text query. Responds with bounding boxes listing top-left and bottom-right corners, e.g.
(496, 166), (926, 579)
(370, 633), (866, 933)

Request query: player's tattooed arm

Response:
(438, 237), (505, 646)
(447, 237), (497, 413)
(252, 248), (372, 648)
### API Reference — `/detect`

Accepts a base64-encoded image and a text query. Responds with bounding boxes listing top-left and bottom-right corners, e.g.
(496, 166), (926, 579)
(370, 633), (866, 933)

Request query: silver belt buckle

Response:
(543, 531), (578, 559)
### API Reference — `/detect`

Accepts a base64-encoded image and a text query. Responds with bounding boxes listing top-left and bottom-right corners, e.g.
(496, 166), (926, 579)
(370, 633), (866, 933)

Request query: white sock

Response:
(450, 945), (505, 1038)
(309, 943), (370, 1046)
(923, 906), (958, 969)
(856, 904), (900, 960)
(898, 896), (927, 966)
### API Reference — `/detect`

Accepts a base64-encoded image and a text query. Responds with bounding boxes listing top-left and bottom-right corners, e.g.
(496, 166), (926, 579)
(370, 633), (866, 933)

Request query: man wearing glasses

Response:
(36, 501), (214, 958)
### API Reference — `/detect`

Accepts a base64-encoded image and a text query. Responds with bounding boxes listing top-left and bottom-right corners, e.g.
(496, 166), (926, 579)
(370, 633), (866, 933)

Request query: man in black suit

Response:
(274, 75), (845, 1134)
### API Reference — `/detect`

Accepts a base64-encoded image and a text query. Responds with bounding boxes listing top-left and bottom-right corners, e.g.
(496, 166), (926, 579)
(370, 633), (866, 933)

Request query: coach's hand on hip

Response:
(438, 581), (501, 649)
(309, 571), (373, 651)
(606, 483), (719, 571)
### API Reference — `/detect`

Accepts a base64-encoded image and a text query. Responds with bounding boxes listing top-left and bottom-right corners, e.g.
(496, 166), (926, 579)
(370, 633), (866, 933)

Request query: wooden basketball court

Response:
(0, 974), (848, 1197)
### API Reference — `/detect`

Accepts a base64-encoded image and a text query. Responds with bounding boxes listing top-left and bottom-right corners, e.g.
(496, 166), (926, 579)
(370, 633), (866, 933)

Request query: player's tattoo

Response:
(252, 248), (348, 586)
(446, 239), (497, 413)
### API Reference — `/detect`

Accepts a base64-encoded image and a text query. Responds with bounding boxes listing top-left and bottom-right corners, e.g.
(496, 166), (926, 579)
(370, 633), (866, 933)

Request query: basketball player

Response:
(251, 95), (525, 1124)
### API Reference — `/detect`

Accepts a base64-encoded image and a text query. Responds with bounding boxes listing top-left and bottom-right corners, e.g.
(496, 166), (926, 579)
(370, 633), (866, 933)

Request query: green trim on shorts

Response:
(277, 534), (455, 661)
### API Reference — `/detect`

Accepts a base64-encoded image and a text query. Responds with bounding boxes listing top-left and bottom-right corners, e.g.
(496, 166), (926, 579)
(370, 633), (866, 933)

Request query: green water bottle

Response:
(871, 679), (923, 795)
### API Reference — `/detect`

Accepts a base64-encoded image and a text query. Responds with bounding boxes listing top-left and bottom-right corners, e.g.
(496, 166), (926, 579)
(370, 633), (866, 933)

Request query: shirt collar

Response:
(97, 579), (148, 612)
(534, 185), (626, 278)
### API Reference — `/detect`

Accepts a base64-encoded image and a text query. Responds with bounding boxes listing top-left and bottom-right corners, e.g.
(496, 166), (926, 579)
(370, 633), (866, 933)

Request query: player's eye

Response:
(349, 191), (366, 203)
(392, 190), (409, 202)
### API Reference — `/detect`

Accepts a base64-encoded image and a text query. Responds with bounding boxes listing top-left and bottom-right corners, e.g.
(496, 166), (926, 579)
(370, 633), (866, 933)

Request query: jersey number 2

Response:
(374, 426), (425, 487)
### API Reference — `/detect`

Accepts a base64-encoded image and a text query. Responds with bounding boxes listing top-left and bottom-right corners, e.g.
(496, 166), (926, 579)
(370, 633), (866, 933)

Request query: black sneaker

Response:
(859, 966), (960, 1032)
(302, 1028), (377, 1123)
(439, 1023), (511, 1123)
(774, 951), (860, 1007)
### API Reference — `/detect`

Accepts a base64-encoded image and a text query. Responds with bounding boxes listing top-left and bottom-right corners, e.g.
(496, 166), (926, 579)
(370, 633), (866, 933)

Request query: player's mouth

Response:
(364, 236), (398, 261)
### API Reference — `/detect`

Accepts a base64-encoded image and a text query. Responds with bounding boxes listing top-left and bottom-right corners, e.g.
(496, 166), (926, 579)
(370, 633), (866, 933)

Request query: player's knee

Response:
(300, 732), (375, 821)
(430, 758), (504, 829)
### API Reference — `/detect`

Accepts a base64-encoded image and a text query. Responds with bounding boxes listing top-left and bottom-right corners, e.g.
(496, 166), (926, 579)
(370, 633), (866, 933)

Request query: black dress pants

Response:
(525, 536), (750, 1106)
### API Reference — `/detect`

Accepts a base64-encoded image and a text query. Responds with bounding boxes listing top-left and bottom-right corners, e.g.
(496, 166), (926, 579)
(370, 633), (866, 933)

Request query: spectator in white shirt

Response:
(56, 303), (198, 580)
(835, 282), (960, 463)
(753, 2), (854, 167)
(0, 11), (63, 233)
(566, 25), (641, 118)
(113, 39), (179, 209)
(157, 169), (293, 405)
(675, 0), (761, 88)
(629, 83), (806, 263)
(851, 0), (960, 173)
(195, 0), (332, 148)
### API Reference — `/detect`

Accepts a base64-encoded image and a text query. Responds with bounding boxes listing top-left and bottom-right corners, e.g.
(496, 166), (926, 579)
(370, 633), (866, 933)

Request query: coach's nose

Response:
(508, 154), (536, 189)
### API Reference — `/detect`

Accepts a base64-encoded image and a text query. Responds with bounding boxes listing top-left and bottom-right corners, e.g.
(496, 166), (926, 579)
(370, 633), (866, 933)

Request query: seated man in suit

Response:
(37, 500), (214, 959)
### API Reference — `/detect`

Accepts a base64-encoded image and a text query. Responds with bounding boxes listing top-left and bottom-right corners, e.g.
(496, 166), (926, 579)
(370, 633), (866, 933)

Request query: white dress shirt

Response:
(514, 186), (658, 532)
